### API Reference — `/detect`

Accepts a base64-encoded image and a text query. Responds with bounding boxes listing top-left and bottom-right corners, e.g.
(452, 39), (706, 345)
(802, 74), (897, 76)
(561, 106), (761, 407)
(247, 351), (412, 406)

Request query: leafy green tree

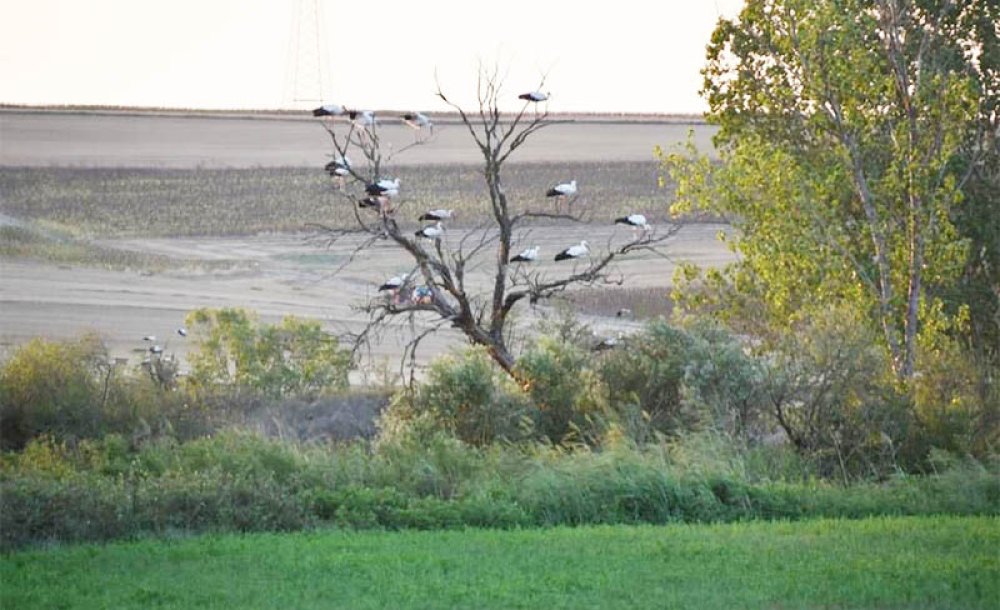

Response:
(184, 308), (351, 399)
(662, 0), (997, 381)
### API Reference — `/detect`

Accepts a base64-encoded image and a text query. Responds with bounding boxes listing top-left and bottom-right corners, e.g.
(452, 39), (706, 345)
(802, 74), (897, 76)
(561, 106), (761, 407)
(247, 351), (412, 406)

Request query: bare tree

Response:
(314, 66), (678, 382)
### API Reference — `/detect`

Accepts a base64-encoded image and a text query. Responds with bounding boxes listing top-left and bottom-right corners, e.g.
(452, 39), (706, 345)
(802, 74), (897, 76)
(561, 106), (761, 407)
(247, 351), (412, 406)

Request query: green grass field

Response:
(3, 516), (996, 609)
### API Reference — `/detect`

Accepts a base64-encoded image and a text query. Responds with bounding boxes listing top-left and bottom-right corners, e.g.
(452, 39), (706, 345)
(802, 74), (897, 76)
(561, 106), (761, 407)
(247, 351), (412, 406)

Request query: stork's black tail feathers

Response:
(546, 188), (562, 197)
(554, 252), (573, 262)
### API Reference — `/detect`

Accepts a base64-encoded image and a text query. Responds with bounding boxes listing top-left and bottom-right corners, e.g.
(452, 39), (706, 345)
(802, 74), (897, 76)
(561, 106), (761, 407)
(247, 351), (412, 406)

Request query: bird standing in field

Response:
(176, 328), (187, 337)
(546, 179), (578, 212)
(415, 221), (444, 240)
(547, 179), (577, 198)
(554, 241), (589, 262)
(509, 246), (539, 263)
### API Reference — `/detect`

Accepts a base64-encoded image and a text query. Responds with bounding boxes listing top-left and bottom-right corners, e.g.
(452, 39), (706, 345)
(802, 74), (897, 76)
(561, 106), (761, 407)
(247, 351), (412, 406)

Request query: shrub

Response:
(1, 334), (109, 449)
(382, 348), (532, 446)
(184, 308), (351, 400)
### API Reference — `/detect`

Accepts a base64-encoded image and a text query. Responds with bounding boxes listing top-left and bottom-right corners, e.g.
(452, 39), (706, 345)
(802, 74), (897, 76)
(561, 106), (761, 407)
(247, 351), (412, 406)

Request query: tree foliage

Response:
(184, 308), (351, 399)
(663, 0), (998, 381)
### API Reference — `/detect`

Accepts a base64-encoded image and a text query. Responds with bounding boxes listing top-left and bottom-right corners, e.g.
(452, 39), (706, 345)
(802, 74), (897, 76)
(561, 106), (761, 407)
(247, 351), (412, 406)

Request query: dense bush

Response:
(2, 431), (997, 550)
(185, 308), (351, 399)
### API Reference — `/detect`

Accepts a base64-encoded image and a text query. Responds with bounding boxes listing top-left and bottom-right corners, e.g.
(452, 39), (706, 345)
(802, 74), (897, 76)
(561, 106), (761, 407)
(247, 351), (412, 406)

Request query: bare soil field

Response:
(0, 110), (716, 168)
(0, 110), (733, 377)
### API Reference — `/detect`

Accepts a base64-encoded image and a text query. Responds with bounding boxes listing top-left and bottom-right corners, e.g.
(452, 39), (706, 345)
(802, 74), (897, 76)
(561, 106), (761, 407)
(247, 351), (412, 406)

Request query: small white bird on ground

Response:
(177, 328), (187, 337)
(149, 345), (164, 354)
(509, 246), (539, 263)
(312, 104), (346, 117)
(547, 180), (577, 198)
(554, 241), (589, 262)
(419, 209), (454, 221)
(142, 335), (156, 342)
(415, 221), (444, 240)
(519, 91), (549, 102)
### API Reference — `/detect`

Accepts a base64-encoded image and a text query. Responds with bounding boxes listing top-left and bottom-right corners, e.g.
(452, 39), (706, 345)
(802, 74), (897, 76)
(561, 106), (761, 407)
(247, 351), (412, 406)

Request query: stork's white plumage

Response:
(415, 221), (444, 240)
(509, 246), (540, 263)
(519, 91), (549, 102)
(149, 345), (164, 354)
(177, 328), (187, 337)
(419, 209), (454, 221)
(366, 178), (400, 197)
(350, 110), (376, 126)
(379, 274), (407, 292)
(614, 214), (650, 230)
(312, 104), (346, 117)
(546, 180), (577, 198)
(554, 241), (589, 261)
(325, 155), (351, 175)
(402, 112), (432, 130)
(142, 335), (156, 342)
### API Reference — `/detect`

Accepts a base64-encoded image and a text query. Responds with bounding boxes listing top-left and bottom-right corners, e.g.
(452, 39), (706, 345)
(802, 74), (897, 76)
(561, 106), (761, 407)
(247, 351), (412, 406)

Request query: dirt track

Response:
(0, 111), (733, 377)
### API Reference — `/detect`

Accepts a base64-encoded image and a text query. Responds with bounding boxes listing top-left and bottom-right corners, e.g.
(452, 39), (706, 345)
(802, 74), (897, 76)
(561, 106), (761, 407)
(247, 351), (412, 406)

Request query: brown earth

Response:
(0, 111), (733, 379)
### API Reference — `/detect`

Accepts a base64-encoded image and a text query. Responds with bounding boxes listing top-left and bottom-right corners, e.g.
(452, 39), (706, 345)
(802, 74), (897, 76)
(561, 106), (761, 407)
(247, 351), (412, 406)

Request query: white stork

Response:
(547, 179), (577, 198)
(312, 104), (346, 117)
(615, 214), (651, 232)
(325, 155), (352, 188)
(415, 221), (444, 240)
(366, 177), (400, 198)
(149, 345), (164, 354)
(509, 246), (539, 263)
(349, 110), (376, 127)
(418, 209), (454, 221)
(176, 328), (188, 337)
(378, 274), (408, 292)
(402, 112), (432, 131)
(518, 91), (549, 102)
(554, 241), (589, 262)
(142, 335), (157, 342)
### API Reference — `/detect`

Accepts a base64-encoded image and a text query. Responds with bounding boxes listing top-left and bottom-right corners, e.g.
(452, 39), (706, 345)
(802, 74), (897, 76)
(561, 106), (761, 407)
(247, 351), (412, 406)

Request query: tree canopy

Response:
(663, 0), (998, 381)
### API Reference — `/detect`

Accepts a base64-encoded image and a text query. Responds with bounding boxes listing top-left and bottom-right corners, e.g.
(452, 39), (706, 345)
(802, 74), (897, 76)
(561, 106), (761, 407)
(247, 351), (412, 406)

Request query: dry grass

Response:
(0, 162), (672, 238)
(565, 286), (674, 320)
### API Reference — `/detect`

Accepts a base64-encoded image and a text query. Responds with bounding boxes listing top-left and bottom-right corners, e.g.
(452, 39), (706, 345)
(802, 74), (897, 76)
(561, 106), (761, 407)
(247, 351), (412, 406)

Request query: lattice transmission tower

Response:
(284, 0), (332, 108)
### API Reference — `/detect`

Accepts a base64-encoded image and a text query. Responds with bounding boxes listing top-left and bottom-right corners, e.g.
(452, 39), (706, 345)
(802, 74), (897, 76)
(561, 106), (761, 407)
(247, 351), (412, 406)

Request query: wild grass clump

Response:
(2, 430), (997, 550)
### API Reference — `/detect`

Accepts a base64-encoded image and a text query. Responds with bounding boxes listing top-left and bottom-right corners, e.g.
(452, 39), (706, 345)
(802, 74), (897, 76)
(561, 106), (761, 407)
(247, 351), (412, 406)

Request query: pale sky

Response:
(0, 0), (744, 114)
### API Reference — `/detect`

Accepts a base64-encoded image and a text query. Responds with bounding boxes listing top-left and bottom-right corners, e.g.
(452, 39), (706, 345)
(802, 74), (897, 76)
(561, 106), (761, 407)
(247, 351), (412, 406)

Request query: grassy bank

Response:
(3, 432), (997, 550)
(3, 516), (997, 609)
